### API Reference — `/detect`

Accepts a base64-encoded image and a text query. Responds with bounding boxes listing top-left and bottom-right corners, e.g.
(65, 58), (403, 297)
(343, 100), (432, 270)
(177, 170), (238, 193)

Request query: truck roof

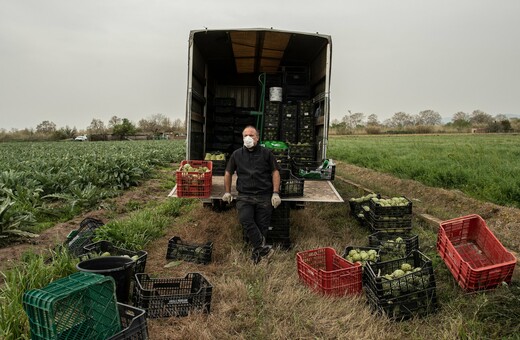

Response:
(189, 28), (332, 75)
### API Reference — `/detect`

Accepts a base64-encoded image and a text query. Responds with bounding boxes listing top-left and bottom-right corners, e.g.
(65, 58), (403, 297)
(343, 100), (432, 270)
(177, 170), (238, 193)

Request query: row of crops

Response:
(0, 140), (185, 241)
(327, 134), (520, 208)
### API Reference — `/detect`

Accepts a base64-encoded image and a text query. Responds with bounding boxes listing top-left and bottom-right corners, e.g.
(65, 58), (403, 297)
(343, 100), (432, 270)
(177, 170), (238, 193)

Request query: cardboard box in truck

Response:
(172, 28), (342, 203)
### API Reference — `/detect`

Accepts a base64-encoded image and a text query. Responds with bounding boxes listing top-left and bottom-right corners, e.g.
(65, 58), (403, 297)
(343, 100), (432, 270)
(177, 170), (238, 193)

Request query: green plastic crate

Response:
(23, 272), (121, 340)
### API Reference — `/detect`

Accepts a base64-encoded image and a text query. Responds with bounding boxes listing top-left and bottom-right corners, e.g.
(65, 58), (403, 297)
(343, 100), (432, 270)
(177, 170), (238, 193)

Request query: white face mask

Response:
(243, 136), (255, 148)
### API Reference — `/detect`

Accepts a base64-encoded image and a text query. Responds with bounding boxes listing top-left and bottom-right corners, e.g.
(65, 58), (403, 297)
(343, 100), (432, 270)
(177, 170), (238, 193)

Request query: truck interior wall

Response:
(189, 30), (331, 163)
(189, 43), (206, 160)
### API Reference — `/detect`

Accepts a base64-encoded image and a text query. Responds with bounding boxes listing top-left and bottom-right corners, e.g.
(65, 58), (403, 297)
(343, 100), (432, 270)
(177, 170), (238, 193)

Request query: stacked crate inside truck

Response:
(209, 98), (236, 155)
(288, 100), (315, 162)
(263, 101), (280, 141)
(280, 103), (298, 144)
(283, 66), (310, 103)
(234, 108), (257, 151)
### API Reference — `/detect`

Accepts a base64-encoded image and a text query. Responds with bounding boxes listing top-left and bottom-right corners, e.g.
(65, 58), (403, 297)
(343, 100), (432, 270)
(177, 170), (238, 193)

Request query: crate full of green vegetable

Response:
(364, 250), (438, 320)
(166, 236), (213, 264)
(368, 231), (419, 261)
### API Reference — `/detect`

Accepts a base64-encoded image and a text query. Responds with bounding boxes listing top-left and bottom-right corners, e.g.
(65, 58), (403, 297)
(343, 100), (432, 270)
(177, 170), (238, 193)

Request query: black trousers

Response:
(236, 195), (273, 249)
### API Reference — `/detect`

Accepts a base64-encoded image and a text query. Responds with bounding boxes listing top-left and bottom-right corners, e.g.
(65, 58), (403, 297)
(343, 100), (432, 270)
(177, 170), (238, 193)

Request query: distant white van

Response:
(74, 135), (88, 141)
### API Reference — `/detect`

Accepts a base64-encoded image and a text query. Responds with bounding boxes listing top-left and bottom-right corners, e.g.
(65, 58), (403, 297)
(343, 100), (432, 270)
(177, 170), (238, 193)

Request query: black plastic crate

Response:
(366, 212), (413, 233)
(108, 303), (149, 340)
(214, 97), (235, 107)
(264, 116), (280, 126)
(284, 85), (310, 99)
(364, 250), (438, 320)
(368, 231), (419, 261)
(211, 160), (226, 176)
(298, 132), (315, 145)
(366, 285), (438, 321)
(292, 159), (335, 181)
(213, 124), (234, 133)
(266, 236), (292, 250)
(264, 101), (281, 115)
(349, 201), (369, 220)
(364, 250), (436, 298)
(82, 240), (148, 275)
(133, 273), (213, 319)
(279, 169), (304, 198)
(289, 144), (315, 160)
(166, 236), (213, 264)
(263, 127), (279, 141)
(280, 132), (297, 144)
(212, 134), (233, 143)
(214, 115), (234, 124)
(65, 217), (105, 257)
(214, 106), (235, 114)
(271, 201), (290, 219)
(297, 100), (313, 115)
(369, 196), (413, 217)
(284, 70), (309, 85)
(269, 202), (290, 237)
(234, 115), (256, 125)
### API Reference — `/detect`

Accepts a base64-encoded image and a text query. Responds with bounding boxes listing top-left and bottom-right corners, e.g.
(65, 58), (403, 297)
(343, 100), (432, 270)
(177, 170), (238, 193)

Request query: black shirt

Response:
(226, 144), (280, 196)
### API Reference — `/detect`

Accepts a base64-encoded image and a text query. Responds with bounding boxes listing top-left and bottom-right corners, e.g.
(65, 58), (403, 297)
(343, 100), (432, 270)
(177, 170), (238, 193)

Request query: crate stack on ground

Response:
(267, 202), (292, 248)
(369, 231), (420, 262)
(280, 104), (298, 143)
(437, 214), (517, 292)
(348, 193), (379, 227)
(364, 250), (438, 320)
(365, 196), (413, 233)
(23, 272), (144, 340)
(133, 273), (213, 318)
(297, 100), (315, 145)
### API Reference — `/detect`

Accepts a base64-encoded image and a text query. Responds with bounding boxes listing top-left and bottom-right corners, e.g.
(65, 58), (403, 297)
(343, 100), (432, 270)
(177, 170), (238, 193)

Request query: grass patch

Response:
(328, 134), (520, 208)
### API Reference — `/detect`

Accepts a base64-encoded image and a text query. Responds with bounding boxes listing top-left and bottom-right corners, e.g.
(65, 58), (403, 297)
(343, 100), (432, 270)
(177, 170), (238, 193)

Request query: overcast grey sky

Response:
(1, 0), (519, 130)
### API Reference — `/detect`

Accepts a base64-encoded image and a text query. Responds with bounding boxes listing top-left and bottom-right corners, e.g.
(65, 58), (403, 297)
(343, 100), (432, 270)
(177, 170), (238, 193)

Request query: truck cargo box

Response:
(172, 28), (341, 203)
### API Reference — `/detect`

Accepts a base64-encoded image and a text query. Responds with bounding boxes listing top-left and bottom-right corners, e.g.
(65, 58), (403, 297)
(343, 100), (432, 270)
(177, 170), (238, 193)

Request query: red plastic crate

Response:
(296, 247), (363, 296)
(176, 160), (213, 198)
(437, 214), (517, 291)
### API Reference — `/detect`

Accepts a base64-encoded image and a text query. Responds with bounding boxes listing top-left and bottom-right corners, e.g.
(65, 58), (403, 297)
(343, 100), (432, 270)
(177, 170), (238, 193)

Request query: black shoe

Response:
(251, 246), (273, 264)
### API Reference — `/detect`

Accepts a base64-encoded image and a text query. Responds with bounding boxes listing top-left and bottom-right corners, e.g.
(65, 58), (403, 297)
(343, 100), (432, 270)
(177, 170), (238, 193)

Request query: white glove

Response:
(271, 193), (281, 208)
(222, 192), (233, 203)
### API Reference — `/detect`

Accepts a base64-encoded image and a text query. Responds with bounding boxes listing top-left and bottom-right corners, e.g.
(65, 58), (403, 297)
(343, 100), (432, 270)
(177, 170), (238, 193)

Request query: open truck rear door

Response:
(171, 28), (342, 204)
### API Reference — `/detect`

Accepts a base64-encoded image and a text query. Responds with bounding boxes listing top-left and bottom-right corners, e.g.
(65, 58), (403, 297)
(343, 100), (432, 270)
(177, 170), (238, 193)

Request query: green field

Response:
(0, 140), (185, 238)
(328, 134), (520, 208)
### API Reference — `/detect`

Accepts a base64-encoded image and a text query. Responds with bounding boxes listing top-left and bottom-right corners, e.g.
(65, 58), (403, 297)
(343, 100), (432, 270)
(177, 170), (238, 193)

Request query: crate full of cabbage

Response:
(364, 250), (438, 320)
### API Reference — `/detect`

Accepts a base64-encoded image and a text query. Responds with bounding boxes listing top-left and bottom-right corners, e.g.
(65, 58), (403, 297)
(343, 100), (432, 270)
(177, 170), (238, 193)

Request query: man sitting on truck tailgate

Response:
(222, 125), (281, 264)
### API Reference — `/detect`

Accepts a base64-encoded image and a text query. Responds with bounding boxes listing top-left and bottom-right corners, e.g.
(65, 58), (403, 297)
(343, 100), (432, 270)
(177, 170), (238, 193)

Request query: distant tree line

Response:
(0, 114), (186, 142)
(331, 109), (518, 135)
